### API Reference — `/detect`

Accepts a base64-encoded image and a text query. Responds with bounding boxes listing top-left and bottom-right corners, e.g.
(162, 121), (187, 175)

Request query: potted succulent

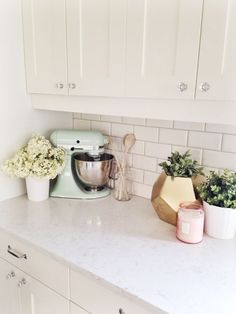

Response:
(198, 170), (236, 239)
(151, 150), (204, 225)
(2, 134), (65, 201)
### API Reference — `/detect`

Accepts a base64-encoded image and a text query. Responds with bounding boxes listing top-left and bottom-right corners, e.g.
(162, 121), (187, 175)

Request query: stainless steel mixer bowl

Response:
(73, 153), (114, 190)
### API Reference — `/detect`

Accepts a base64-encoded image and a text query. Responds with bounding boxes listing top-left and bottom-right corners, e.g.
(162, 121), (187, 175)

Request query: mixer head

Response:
(50, 129), (109, 156)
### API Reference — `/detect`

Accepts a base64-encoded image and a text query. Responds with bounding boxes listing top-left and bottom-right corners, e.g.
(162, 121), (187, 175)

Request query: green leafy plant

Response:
(159, 150), (204, 178)
(197, 170), (236, 209)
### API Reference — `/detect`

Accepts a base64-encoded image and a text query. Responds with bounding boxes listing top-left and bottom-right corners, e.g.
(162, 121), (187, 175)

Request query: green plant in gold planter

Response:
(159, 150), (204, 178)
(198, 170), (236, 239)
(152, 150), (204, 226)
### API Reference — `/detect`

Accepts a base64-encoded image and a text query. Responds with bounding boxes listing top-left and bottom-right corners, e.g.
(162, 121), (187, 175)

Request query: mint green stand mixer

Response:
(50, 130), (113, 199)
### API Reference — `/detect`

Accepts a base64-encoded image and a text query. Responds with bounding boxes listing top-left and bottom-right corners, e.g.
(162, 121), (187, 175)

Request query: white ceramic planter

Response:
(203, 201), (236, 239)
(26, 177), (50, 202)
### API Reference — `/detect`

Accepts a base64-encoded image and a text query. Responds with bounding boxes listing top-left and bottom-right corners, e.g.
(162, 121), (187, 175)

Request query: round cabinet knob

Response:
(119, 309), (125, 314)
(56, 83), (64, 89)
(178, 82), (188, 92)
(200, 82), (210, 92)
(69, 83), (76, 89)
(18, 278), (27, 287)
(6, 271), (15, 280)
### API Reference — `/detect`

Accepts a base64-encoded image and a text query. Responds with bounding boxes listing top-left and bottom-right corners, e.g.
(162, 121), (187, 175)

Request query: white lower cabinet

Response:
(0, 257), (69, 314)
(0, 258), (21, 314)
(71, 269), (163, 314)
(0, 232), (162, 314)
(20, 272), (70, 314)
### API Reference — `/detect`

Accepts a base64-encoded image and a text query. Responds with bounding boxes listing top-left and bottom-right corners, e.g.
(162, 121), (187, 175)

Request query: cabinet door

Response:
(71, 302), (89, 314)
(67, 0), (126, 96)
(196, 0), (236, 100)
(0, 259), (21, 314)
(20, 273), (70, 314)
(22, 0), (68, 95)
(126, 0), (203, 99)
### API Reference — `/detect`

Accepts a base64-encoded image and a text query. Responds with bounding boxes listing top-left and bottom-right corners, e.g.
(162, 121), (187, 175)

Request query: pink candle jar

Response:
(176, 207), (204, 244)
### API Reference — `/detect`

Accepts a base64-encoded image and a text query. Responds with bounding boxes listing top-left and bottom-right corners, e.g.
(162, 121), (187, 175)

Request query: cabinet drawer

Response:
(0, 231), (69, 298)
(71, 270), (164, 314)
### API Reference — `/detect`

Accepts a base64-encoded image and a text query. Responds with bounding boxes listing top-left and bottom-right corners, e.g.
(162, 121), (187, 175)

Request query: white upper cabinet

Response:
(22, 0), (236, 107)
(196, 0), (236, 100)
(67, 0), (126, 96)
(125, 0), (203, 99)
(22, 0), (68, 95)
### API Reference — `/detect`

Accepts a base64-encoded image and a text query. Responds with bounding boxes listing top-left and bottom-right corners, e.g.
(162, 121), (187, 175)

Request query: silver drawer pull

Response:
(7, 245), (27, 260)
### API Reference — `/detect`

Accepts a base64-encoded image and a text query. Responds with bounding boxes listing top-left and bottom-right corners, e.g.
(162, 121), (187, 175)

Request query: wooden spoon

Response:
(123, 133), (136, 155)
(121, 133), (136, 173)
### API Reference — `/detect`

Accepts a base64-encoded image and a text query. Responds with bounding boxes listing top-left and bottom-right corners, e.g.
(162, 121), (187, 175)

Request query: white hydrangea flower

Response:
(2, 134), (66, 180)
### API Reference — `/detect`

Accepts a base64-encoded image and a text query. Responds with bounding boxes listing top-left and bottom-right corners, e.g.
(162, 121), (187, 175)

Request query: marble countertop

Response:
(0, 194), (235, 314)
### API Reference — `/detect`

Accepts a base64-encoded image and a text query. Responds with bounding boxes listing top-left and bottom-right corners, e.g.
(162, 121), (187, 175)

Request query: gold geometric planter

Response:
(151, 173), (196, 226)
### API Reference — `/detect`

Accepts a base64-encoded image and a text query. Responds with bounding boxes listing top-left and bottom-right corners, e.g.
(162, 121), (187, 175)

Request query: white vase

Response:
(25, 177), (50, 202)
(203, 201), (236, 239)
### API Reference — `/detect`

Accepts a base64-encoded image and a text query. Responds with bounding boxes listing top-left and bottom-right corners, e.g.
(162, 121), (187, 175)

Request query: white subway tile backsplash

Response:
(205, 123), (236, 134)
(159, 129), (188, 146)
(81, 113), (100, 121)
(73, 113), (236, 200)
(127, 168), (144, 183)
(134, 126), (158, 142)
(203, 150), (236, 171)
(73, 119), (91, 130)
(144, 171), (159, 186)
(188, 131), (222, 150)
(73, 113), (82, 119)
(174, 121), (205, 131)
(146, 119), (173, 128)
(123, 116), (146, 126)
(222, 134), (236, 153)
(132, 182), (152, 199)
(133, 155), (157, 171)
(145, 142), (171, 159)
(112, 123), (133, 137)
(100, 115), (122, 123)
(91, 121), (111, 135)
(130, 140), (145, 155)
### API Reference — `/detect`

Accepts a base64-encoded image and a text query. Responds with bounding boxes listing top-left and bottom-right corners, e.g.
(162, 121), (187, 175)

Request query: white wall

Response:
(0, 1), (72, 201)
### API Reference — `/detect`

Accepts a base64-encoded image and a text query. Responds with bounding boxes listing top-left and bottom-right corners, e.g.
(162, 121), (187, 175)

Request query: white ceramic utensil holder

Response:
(26, 177), (50, 202)
(204, 201), (236, 239)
